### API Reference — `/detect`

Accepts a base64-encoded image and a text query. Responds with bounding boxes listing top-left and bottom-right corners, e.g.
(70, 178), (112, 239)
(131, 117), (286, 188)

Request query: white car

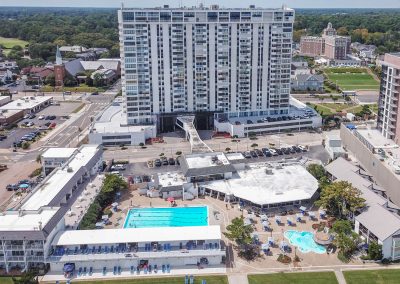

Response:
(298, 145), (307, 152)
(26, 122), (34, 127)
(38, 115), (45, 120)
(270, 149), (278, 156)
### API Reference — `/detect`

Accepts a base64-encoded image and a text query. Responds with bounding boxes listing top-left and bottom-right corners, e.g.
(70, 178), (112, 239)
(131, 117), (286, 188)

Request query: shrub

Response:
(277, 254), (292, 264)
(381, 258), (390, 265)
(29, 167), (42, 178)
(22, 141), (30, 149)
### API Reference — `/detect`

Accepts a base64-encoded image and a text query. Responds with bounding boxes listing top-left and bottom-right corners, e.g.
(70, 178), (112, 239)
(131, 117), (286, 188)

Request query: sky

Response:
(0, 0), (399, 8)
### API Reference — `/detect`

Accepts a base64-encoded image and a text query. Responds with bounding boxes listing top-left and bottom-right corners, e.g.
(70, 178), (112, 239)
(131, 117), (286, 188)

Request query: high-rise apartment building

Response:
(299, 36), (324, 57)
(378, 53), (400, 144)
(118, 5), (294, 129)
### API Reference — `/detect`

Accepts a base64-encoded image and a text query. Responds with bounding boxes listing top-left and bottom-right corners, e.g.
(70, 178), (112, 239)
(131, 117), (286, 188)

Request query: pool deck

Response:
(105, 188), (362, 273)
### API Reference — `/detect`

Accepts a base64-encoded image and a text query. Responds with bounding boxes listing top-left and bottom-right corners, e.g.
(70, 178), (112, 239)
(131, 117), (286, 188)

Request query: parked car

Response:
(276, 148), (283, 155)
(0, 134), (7, 141)
(134, 176), (142, 184)
(44, 122), (51, 127)
(250, 150), (257, 158)
(154, 159), (162, 167)
(262, 148), (272, 157)
(289, 146), (296, 154)
(282, 147), (291, 155)
(255, 149), (263, 157)
(6, 184), (18, 191)
(168, 158), (176, 165)
(49, 122), (57, 129)
(161, 157), (169, 165)
(243, 151), (251, 159)
(23, 114), (30, 119)
(270, 149), (278, 156)
(28, 114), (36, 119)
(38, 115), (45, 120)
(26, 122), (35, 127)
(298, 145), (307, 152)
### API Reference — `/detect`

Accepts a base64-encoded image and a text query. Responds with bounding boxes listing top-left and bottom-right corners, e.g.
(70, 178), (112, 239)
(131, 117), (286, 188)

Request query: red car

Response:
(49, 122), (57, 129)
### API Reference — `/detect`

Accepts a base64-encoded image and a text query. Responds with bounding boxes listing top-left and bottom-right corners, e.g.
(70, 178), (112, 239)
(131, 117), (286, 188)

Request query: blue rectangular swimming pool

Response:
(123, 206), (208, 228)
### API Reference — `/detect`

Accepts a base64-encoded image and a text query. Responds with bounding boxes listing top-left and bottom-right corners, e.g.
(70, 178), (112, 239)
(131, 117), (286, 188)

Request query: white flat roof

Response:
(0, 208), (59, 231)
(21, 145), (99, 210)
(226, 152), (245, 161)
(0, 96), (52, 111)
(201, 162), (318, 205)
(92, 104), (154, 134)
(185, 152), (230, 169)
(356, 128), (396, 148)
(158, 172), (186, 187)
(42, 148), (77, 159)
(52, 225), (221, 246)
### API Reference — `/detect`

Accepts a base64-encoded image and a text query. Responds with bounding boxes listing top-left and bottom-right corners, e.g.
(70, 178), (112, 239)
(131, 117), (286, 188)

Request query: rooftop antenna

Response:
(121, 2), (124, 10)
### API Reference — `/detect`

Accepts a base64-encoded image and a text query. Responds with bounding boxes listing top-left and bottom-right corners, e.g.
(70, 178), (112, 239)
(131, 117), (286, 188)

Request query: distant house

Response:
(90, 69), (117, 85)
(0, 70), (13, 84)
(291, 61), (310, 79)
(291, 74), (324, 92)
(0, 61), (18, 70)
(80, 59), (121, 76)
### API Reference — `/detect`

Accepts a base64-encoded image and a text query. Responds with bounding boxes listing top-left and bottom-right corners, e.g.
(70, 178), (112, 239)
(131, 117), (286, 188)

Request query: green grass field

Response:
(309, 103), (335, 116)
(0, 277), (13, 284)
(248, 272), (338, 284)
(324, 68), (379, 91)
(0, 36), (29, 55)
(70, 276), (228, 284)
(343, 269), (400, 284)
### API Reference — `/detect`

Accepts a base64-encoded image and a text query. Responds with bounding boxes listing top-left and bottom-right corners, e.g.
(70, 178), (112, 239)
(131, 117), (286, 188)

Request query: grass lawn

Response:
(0, 36), (29, 55)
(248, 272), (338, 284)
(319, 103), (354, 112)
(324, 68), (379, 91)
(343, 269), (400, 284)
(0, 277), (13, 284)
(309, 103), (335, 116)
(71, 275), (228, 284)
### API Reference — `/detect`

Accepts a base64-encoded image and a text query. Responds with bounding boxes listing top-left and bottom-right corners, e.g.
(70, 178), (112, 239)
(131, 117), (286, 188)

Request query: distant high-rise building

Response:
(299, 23), (351, 60)
(299, 36), (325, 57)
(378, 53), (400, 144)
(118, 5), (295, 130)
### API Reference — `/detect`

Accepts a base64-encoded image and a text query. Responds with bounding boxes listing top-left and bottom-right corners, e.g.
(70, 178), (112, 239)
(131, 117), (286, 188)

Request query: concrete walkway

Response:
(228, 274), (249, 284)
(334, 270), (347, 284)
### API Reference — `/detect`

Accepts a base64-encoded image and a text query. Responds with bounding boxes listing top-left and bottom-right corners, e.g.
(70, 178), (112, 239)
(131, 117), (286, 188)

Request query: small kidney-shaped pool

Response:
(284, 230), (326, 254)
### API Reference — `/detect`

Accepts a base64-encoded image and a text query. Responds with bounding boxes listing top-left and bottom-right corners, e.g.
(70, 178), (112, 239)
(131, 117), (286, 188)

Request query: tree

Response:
(335, 231), (360, 261)
(337, 26), (349, 36)
(175, 151), (182, 156)
(36, 154), (42, 164)
(368, 242), (383, 260)
(250, 143), (258, 149)
(315, 181), (366, 219)
(93, 72), (105, 87)
(224, 217), (253, 247)
(225, 147), (231, 153)
(331, 220), (353, 235)
(45, 73), (55, 87)
(307, 164), (326, 180)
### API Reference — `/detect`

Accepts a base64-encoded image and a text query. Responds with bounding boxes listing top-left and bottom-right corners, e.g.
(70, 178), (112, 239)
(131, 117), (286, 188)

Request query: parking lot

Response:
(0, 102), (82, 149)
(116, 145), (329, 184)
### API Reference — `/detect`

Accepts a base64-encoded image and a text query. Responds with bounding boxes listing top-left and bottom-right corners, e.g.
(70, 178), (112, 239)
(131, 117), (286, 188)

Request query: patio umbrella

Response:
(296, 213), (302, 220)
(280, 241), (287, 250)
(262, 220), (269, 227)
(287, 217), (293, 224)
(268, 237), (275, 244)
(19, 184), (29, 189)
(260, 214), (268, 221)
(167, 197), (175, 202)
(102, 215), (109, 221)
(261, 243), (270, 250)
(308, 211), (315, 217)
(247, 213), (255, 220)
(275, 216), (281, 222)
(299, 206), (307, 212)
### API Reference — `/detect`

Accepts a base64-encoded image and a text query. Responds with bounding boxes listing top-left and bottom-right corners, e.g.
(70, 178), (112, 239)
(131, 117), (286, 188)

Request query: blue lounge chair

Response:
(214, 243), (218, 249)
(83, 267), (87, 276)
(162, 264), (166, 273)
(130, 266), (134, 274)
(89, 267), (93, 276)
(148, 264), (152, 273)
(113, 266), (117, 275)
(102, 267), (106, 275)
(136, 266), (140, 275)
(167, 243), (171, 251)
(185, 275), (189, 284)
(189, 275), (194, 284)
(163, 243), (167, 251)
(144, 267), (148, 274)
(110, 246), (114, 253)
(154, 264), (158, 273)
(118, 266), (121, 275)
(167, 264), (170, 273)
(78, 267), (82, 276)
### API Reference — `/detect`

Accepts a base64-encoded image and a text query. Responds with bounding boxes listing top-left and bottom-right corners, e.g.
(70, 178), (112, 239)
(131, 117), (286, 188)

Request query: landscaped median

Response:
(248, 272), (338, 284)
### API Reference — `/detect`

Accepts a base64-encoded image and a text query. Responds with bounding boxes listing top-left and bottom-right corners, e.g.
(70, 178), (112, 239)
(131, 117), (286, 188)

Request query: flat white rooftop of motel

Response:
(201, 162), (319, 205)
(21, 145), (99, 211)
(0, 208), (59, 231)
(185, 152), (230, 169)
